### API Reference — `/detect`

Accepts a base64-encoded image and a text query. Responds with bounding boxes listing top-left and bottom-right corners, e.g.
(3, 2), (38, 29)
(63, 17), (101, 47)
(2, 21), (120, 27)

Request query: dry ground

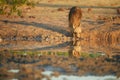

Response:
(0, 0), (120, 51)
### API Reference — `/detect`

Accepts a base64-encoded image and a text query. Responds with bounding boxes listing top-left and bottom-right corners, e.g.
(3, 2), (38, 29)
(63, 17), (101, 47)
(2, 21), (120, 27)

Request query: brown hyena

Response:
(68, 6), (82, 38)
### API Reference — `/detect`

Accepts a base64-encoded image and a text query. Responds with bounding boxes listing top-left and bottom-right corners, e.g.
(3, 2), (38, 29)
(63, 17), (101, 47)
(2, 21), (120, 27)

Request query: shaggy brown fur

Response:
(68, 6), (82, 30)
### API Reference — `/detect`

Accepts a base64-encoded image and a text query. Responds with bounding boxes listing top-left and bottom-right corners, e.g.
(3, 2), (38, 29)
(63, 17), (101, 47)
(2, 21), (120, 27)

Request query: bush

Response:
(0, 0), (34, 16)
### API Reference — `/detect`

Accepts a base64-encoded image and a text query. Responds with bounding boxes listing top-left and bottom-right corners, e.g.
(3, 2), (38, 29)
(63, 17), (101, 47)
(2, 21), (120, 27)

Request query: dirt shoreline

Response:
(0, 0), (120, 51)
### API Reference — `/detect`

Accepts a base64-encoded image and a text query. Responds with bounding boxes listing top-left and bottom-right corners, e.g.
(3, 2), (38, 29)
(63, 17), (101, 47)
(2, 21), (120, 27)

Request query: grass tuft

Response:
(0, 0), (35, 16)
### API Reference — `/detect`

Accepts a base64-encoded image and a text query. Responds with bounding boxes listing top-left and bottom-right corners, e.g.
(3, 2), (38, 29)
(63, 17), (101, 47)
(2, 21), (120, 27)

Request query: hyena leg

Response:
(73, 32), (78, 45)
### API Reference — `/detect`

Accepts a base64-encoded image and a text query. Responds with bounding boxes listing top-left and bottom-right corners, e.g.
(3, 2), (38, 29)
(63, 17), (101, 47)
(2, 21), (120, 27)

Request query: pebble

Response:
(57, 8), (66, 11)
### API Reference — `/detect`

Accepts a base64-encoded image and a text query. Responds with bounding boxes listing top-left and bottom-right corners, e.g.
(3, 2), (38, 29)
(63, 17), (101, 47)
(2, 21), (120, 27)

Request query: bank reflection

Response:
(72, 29), (120, 58)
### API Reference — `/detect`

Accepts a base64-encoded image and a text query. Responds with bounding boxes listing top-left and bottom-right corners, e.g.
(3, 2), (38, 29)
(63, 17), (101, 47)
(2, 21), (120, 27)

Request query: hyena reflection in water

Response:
(68, 6), (82, 39)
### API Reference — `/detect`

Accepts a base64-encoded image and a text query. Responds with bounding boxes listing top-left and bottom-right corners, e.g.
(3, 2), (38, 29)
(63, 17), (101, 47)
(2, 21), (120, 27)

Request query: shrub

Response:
(0, 0), (34, 16)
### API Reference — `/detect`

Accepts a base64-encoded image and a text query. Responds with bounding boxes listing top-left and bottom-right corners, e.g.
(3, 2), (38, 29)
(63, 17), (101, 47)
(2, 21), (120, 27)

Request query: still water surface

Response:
(0, 31), (120, 80)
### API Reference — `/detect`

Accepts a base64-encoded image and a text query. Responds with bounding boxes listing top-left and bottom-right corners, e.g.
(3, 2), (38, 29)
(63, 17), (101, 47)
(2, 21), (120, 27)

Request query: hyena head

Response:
(68, 6), (82, 30)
